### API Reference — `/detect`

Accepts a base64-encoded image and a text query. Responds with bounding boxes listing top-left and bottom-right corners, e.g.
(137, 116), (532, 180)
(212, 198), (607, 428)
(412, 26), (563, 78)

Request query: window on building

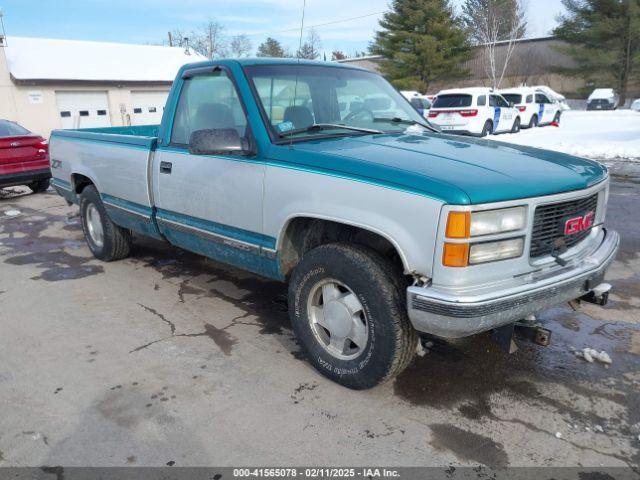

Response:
(149, 107), (157, 113)
(133, 108), (143, 114)
(79, 111), (89, 117)
(60, 111), (71, 118)
(97, 110), (107, 116)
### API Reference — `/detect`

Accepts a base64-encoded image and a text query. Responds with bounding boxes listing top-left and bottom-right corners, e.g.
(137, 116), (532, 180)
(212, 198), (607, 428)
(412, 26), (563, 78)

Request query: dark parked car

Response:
(0, 120), (51, 193)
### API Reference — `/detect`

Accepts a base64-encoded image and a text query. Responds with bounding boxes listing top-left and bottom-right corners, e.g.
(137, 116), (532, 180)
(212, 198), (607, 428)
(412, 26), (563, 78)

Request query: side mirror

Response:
(188, 129), (253, 156)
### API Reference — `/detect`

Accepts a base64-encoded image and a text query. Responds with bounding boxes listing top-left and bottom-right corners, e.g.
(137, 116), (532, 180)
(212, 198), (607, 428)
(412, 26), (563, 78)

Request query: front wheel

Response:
(528, 115), (538, 129)
(79, 185), (132, 261)
(553, 112), (561, 124)
(288, 243), (417, 389)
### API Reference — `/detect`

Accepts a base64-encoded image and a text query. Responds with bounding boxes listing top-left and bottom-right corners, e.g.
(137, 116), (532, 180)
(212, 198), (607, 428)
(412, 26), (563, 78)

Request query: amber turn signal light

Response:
(443, 243), (469, 267)
(446, 211), (470, 238)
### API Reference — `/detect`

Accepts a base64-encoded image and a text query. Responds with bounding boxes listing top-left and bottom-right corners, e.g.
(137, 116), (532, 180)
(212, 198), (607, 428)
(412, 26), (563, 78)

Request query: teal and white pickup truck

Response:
(50, 59), (619, 389)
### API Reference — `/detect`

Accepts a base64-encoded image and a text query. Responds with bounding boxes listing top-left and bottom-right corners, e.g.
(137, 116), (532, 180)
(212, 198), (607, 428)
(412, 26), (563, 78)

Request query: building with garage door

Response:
(0, 36), (206, 137)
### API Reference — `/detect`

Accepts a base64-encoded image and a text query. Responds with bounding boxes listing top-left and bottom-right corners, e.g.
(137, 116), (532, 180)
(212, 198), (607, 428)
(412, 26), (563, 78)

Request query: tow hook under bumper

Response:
(579, 282), (612, 306)
(492, 319), (552, 354)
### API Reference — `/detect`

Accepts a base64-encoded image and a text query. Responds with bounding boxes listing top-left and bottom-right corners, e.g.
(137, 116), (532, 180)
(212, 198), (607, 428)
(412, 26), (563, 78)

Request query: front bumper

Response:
(407, 229), (620, 338)
(0, 169), (51, 188)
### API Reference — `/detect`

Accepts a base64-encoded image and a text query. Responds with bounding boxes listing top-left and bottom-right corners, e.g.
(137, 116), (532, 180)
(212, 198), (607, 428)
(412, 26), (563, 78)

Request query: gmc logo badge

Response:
(564, 212), (594, 235)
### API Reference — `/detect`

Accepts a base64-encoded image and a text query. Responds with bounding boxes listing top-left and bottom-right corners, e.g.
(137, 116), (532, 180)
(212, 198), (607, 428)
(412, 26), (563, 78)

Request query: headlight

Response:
(470, 207), (526, 236)
(469, 238), (524, 264)
(443, 207), (527, 267)
(446, 207), (526, 238)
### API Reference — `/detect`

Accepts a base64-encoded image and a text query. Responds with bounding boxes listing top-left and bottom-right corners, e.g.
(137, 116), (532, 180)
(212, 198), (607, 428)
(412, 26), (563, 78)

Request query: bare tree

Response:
(296, 28), (322, 60)
(229, 34), (252, 58)
(165, 22), (228, 58)
(462, 0), (527, 88)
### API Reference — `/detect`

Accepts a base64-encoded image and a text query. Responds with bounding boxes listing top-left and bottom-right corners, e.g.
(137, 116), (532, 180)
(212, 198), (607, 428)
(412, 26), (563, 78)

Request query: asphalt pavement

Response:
(0, 169), (638, 468)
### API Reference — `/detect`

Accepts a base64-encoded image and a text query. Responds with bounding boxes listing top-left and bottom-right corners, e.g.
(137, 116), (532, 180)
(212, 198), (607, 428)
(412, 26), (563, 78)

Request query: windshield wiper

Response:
(277, 123), (383, 138)
(373, 116), (439, 133)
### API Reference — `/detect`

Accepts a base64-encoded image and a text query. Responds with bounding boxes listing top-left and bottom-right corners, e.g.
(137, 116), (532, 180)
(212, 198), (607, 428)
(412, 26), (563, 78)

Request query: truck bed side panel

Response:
(49, 130), (162, 239)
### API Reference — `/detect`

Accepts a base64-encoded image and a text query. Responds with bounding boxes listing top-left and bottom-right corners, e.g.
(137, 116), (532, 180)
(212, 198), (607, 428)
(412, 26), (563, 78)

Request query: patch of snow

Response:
(594, 425), (604, 433)
(575, 347), (612, 365)
(498, 110), (640, 161)
(555, 432), (562, 439)
(4, 209), (21, 217)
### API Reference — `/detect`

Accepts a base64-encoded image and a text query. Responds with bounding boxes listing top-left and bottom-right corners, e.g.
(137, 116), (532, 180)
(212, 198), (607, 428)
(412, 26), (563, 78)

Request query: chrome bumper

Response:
(407, 229), (620, 338)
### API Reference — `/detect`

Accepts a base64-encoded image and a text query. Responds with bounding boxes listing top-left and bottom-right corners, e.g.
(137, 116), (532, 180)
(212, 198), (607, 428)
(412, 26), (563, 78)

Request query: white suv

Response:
(428, 88), (521, 137)
(500, 87), (562, 128)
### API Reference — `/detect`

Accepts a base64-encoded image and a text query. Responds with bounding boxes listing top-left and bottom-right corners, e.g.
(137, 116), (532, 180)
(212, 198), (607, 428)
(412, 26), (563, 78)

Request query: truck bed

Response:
(49, 125), (163, 239)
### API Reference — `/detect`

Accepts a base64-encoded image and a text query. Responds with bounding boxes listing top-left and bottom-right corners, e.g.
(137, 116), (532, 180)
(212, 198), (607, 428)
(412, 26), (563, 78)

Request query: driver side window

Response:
(171, 71), (247, 146)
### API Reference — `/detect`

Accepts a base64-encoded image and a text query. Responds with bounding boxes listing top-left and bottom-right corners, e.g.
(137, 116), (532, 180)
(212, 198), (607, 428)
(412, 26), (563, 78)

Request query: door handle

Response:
(160, 161), (172, 174)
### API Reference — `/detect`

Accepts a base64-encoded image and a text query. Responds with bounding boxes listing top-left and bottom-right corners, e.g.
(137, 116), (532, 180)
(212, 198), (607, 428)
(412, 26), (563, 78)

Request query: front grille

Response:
(530, 193), (598, 258)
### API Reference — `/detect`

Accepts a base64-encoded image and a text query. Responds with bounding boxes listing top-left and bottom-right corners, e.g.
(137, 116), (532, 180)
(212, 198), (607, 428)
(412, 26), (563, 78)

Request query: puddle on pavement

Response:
(430, 424), (509, 467)
(0, 204), (102, 281)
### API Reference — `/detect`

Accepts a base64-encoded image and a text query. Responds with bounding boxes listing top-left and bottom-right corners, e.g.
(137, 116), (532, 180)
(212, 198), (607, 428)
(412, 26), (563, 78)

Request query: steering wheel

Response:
(344, 106), (374, 123)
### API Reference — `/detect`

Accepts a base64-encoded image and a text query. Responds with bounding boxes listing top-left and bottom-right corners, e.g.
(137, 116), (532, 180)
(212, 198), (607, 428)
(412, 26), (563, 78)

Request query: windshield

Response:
(502, 94), (522, 105)
(432, 94), (473, 108)
(244, 64), (429, 141)
(0, 120), (30, 138)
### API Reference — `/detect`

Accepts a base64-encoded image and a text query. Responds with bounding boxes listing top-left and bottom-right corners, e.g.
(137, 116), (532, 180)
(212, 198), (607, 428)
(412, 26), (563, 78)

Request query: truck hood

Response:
(272, 132), (607, 204)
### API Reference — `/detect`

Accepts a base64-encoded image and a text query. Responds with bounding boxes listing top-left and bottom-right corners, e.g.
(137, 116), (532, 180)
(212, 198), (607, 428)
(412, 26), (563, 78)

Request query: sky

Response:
(0, 0), (567, 58)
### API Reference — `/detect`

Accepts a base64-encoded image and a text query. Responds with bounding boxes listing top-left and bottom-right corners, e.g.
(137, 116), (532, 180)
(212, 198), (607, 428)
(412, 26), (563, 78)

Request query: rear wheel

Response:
(288, 243), (417, 389)
(79, 185), (132, 261)
(29, 178), (50, 193)
(480, 120), (493, 137)
(529, 114), (538, 129)
(511, 117), (521, 133)
(553, 112), (561, 124)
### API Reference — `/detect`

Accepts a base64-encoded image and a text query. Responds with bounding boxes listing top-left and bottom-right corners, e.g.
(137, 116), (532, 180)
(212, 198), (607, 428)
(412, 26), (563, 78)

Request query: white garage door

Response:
(56, 91), (111, 129)
(131, 91), (170, 126)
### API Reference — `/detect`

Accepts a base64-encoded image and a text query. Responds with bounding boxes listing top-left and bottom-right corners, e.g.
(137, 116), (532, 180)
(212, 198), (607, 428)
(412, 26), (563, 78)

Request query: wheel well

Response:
(278, 217), (407, 280)
(71, 174), (94, 194)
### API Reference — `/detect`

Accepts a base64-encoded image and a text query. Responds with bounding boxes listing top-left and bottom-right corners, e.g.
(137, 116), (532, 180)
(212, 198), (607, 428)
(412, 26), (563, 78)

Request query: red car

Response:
(0, 119), (51, 193)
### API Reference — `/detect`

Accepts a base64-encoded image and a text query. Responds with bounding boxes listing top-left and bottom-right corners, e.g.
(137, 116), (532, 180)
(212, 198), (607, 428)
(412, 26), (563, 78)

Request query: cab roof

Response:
(180, 58), (369, 72)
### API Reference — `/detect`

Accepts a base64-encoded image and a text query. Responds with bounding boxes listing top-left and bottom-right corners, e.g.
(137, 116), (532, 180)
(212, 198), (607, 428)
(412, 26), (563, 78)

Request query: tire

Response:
(528, 115), (538, 129)
(79, 185), (132, 261)
(480, 120), (493, 137)
(288, 243), (417, 390)
(29, 178), (50, 193)
(511, 117), (521, 133)
(553, 112), (561, 124)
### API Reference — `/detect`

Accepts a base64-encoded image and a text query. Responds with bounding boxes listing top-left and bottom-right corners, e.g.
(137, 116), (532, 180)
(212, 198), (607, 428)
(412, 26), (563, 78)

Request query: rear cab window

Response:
(432, 94), (473, 109)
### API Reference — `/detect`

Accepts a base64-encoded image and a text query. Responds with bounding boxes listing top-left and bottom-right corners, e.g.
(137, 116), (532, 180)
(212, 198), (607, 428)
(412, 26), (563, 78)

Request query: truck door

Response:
(152, 67), (275, 277)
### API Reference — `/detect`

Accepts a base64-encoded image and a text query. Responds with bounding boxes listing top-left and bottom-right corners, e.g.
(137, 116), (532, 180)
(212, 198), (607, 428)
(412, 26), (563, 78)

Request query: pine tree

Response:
(553, 0), (640, 104)
(257, 37), (286, 58)
(370, 0), (472, 92)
